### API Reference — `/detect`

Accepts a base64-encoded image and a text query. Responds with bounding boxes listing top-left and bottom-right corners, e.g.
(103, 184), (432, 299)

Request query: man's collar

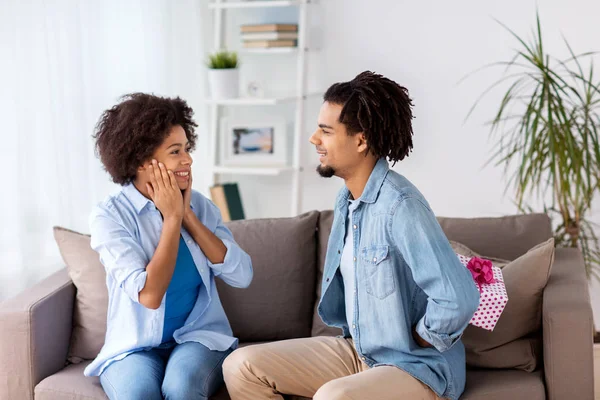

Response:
(336, 158), (390, 207)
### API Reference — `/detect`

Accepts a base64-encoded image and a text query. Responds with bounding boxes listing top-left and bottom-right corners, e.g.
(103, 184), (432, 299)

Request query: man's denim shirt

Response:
(317, 158), (480, 400)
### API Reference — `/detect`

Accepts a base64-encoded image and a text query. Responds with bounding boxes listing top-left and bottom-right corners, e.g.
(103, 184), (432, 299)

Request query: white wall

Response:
(4, 0), (600, 323)
(0, 0), (209, 301)
(211, 0), (600, 218)
(210, 0), (600, 324)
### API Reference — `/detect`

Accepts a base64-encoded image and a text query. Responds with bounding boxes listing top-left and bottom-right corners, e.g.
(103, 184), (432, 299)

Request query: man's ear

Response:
(356, 132), (368, 153)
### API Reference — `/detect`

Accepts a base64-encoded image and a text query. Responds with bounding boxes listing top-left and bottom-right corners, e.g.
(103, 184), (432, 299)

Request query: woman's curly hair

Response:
(93, 93), (198, 185)
(323, 71), (414, 165)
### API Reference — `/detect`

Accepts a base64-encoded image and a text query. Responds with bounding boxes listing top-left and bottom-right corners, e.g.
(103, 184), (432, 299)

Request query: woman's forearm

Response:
(183, 210), (227, 264)
(138, 216), (181, 309)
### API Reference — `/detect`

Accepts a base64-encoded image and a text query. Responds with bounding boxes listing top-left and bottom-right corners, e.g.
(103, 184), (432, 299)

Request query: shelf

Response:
(204, 96), (295, 105)
(203, 91), (322, 106)
(208, 1), (305, 9)
(213, 166), (296, 176)
(240, 47), (298, 54)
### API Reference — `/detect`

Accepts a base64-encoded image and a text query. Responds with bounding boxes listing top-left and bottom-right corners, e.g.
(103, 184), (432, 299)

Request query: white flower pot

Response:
(207, 68), (239, 99)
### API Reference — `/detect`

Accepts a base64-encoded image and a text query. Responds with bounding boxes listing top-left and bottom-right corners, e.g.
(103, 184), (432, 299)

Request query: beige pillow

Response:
(451, 238), (555, 371)
(449, 240), (510, 266)
(53, 227), (108, 363)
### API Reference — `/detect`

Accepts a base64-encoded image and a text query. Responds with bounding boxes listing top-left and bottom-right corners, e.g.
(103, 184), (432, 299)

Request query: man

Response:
(223, 71), (480, 400)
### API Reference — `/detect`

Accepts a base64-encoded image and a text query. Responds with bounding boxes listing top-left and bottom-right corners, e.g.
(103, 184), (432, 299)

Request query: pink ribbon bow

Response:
(466, 257), (496, 290)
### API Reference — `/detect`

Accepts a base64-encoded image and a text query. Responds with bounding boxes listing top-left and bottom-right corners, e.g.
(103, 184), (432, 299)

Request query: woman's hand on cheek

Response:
(146, 159), (184, 222)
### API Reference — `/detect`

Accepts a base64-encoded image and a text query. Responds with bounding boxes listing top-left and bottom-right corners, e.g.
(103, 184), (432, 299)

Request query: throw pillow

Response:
(53, 226), (108, 363)
(451, 238), (555, 371)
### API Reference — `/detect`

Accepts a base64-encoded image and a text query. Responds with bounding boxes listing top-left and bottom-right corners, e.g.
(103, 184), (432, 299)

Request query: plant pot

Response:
(207, 68), (239, 99)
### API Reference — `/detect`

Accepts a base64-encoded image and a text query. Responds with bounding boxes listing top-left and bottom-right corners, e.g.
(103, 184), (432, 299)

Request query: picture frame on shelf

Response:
(220, 117), (287, 167)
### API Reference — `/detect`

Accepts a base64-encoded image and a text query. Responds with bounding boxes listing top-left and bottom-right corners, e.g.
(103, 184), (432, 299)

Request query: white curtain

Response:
(0, 0), (209, 300)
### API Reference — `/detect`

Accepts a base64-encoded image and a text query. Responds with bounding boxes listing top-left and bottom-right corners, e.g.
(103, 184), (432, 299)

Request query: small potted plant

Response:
(206, 50), (239, 99)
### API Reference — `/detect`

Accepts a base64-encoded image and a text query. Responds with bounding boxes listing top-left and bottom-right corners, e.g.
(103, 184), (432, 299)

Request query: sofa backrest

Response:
(437, 213), (552, 261)
(221, 211), (553, 342)
(310, 211), (554, 336)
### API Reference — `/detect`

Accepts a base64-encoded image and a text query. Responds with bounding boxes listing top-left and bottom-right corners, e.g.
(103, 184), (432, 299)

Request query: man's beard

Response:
(316, 165), (335, 178)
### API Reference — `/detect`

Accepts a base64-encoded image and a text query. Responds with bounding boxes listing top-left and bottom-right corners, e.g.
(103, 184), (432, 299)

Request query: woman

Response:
(84, 93), (253, 400)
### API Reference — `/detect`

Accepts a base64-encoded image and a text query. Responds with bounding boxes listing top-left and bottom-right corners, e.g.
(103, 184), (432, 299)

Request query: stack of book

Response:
(241, 24), (298, 49)
(210, 182), (245, 222)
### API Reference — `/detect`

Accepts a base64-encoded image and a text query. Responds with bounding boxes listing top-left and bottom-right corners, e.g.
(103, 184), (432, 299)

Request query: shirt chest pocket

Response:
(361, 245), (396, 299)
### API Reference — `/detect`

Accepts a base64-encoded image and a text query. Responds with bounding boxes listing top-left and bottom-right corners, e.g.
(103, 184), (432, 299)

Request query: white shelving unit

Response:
(208, 1), (304, 9)
(239, 47), (298, 54)
(206, 0), (314, 217)
(213, 166), (296, 176)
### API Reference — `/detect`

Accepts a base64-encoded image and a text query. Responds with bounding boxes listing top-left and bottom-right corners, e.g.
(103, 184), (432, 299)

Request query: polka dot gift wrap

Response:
(457, 254), (508, 331)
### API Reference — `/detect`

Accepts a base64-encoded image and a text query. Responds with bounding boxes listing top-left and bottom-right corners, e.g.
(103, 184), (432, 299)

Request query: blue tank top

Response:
(161, 236), (202, 343)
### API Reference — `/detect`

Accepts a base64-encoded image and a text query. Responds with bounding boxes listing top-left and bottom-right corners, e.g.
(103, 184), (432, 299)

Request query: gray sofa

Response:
(0, 211), (594, 400)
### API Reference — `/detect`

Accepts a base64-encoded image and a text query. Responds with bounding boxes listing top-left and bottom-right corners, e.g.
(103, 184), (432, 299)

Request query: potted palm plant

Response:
(466, 11), (600, 279)
(206, 50), (239, 99)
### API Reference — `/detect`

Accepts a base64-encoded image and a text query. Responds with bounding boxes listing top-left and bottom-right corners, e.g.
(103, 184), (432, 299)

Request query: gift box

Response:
(456, 254), (508, 331)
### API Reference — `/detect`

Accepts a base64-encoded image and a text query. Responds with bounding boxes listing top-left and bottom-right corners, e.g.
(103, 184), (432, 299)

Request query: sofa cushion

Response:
(53, 227), (108, 363)
(35, 361), (106, 400)
(35, 357), (311, 400)
(220, 211), (320, 341)
(438, 213), (552, 261)
(462, 369), (545, 400)
(34, 358), (544, 400)
(453, 238), (555, 371)
(311, 210), (343, 337)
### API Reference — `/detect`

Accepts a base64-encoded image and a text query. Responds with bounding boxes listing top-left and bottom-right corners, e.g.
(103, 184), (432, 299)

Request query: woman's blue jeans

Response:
(99, 341), (232, 400)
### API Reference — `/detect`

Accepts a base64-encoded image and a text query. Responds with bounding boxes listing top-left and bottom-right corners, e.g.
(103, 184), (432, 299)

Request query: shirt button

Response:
(353, 257), (356, 262)
(338, 250), (341, 254)
(352, 324), (356, 329)
(200, 269), (204, 273)
(373, 257), (377, 262)
(353, 224), (357, 230)
(187, 240), (193, 245)
(361, 356), (366, 361)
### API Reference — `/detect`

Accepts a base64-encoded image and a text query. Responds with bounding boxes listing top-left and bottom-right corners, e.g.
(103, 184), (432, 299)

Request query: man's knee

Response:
(222, 345), (263, 380)
(314, 379), (353, 400)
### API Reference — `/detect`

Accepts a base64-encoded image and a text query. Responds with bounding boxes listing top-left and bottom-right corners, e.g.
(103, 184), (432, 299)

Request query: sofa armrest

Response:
(0, 268), (75, 400)
(543, 248), (594, 400)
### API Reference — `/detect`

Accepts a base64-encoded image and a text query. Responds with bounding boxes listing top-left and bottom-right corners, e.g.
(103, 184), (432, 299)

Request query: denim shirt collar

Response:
(123, 182), (194, 214)
(336, 158), (390, 208)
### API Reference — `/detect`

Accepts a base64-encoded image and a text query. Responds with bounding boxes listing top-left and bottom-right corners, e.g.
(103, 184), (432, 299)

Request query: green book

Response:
(222, 183), (245, 220)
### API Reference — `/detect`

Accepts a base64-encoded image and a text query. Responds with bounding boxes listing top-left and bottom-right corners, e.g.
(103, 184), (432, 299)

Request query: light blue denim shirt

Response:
(84, 183), (253, 377)
(318, 158), (480, 400)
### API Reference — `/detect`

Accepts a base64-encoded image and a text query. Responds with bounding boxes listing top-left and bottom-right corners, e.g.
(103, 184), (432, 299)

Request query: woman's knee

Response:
(100, 371), (163, 400)
(162, 363), (223, 400)
(162, 381), (206, 400)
